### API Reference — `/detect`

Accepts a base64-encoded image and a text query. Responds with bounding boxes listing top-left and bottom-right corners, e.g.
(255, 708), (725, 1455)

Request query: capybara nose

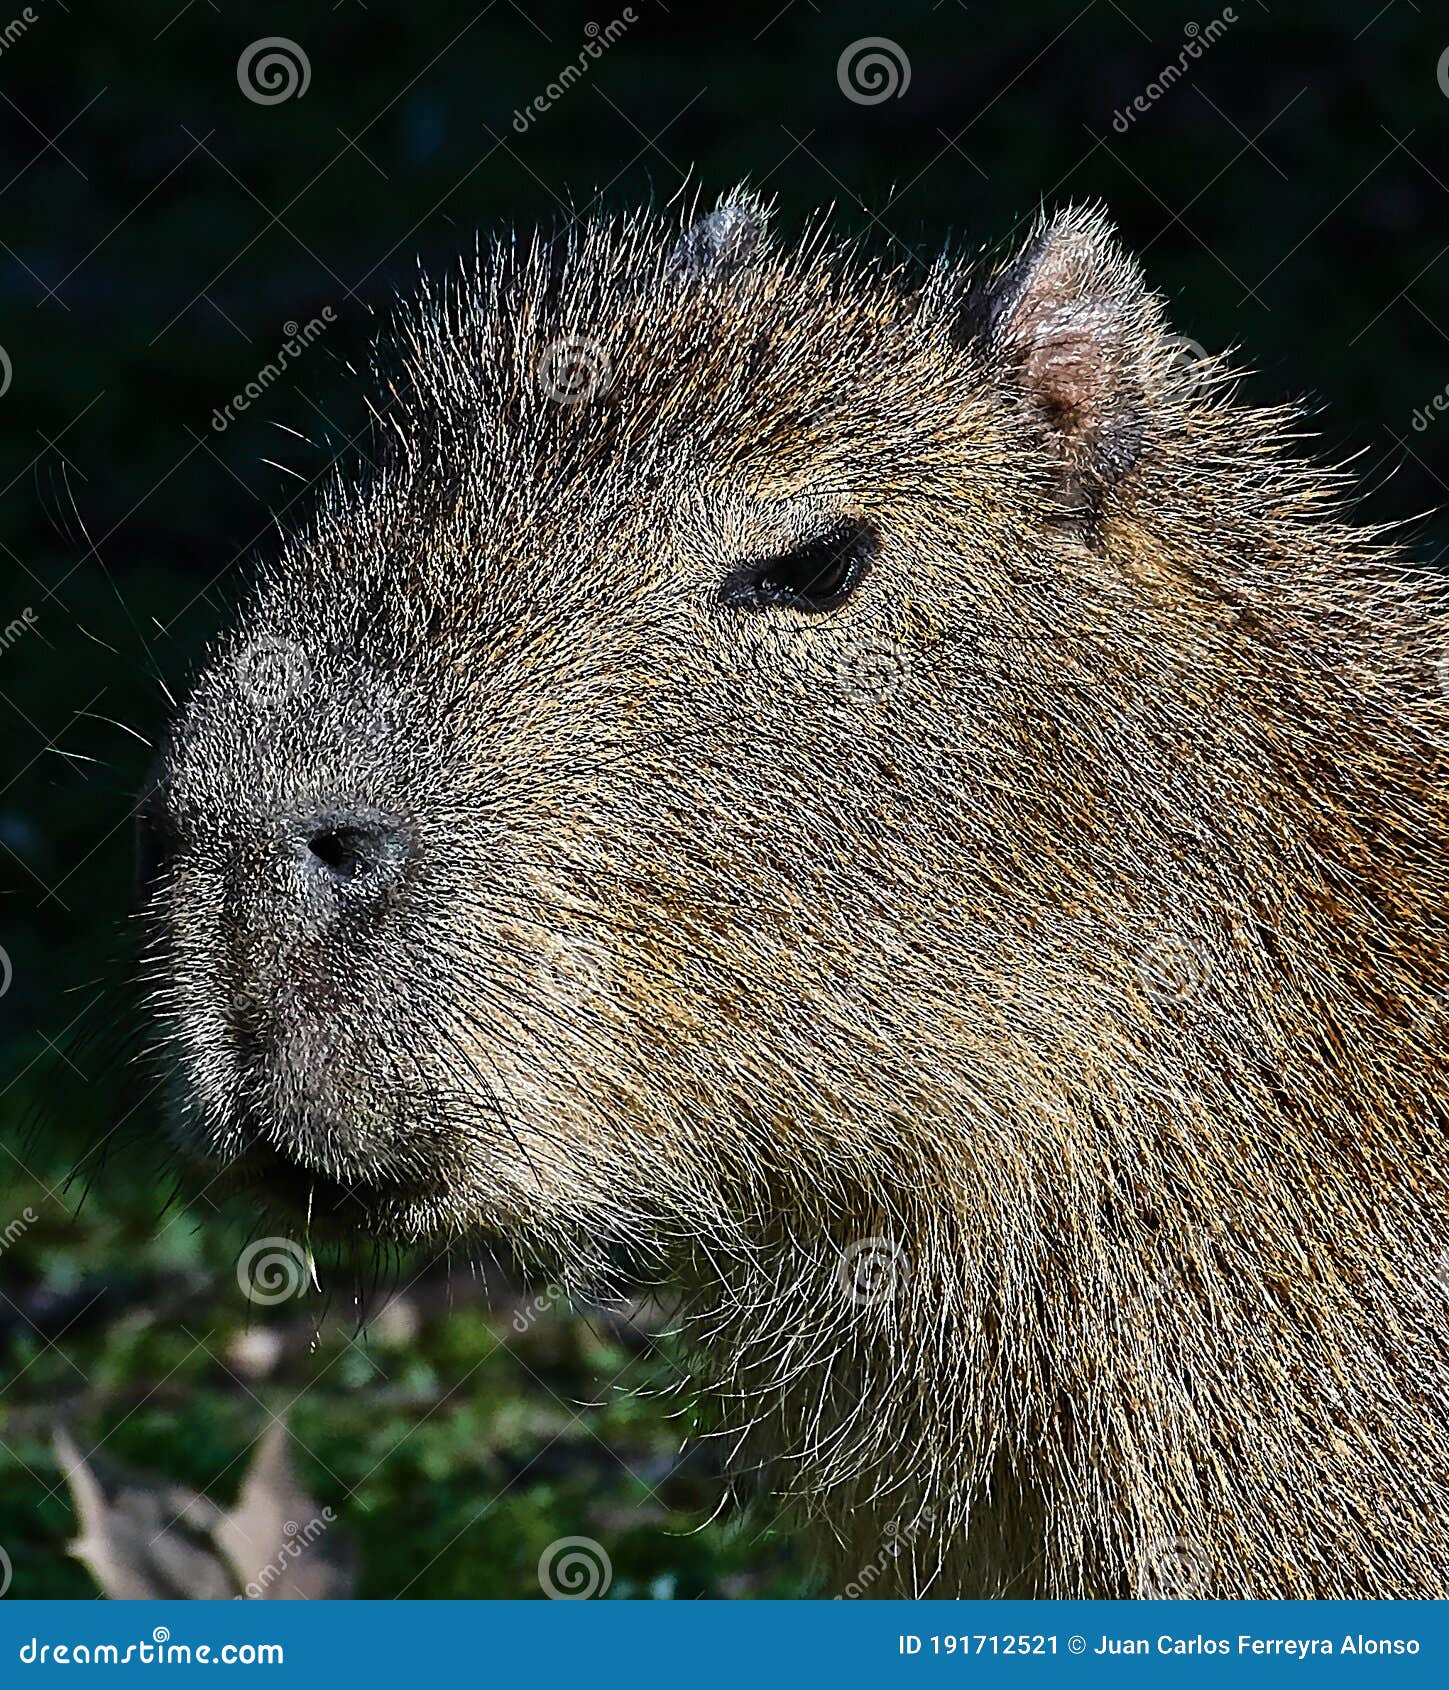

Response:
(291, 807), (411, 903)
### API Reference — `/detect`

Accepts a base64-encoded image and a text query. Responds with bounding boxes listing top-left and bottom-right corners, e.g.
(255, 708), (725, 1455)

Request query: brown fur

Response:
(142, 193), (1449, 1597)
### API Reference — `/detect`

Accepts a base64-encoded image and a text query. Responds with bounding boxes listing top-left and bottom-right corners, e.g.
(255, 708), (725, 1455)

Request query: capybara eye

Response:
(719, 519), (875, 613)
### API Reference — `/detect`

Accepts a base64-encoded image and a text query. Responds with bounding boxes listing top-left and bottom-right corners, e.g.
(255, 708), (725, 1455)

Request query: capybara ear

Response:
(978, 205), (1157, 509)
(671, 190), (771, 276)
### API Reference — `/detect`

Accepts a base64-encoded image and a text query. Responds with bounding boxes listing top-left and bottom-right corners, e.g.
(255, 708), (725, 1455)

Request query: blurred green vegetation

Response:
(2, 0), (1447, 1597)
(1, 1089), (808, 1597)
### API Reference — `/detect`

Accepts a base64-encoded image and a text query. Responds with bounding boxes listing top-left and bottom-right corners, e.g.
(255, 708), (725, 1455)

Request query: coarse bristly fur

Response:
(138, 189), (1449, 1599)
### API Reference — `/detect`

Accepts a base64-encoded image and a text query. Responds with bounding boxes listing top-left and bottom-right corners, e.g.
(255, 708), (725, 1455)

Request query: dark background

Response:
(1, 0), (1447, 1598)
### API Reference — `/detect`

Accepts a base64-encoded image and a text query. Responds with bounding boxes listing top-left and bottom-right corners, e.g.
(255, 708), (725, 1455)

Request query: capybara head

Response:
(144, 194), (1444, 1258)
(148, 196), (1179, 1253)
(140, 193), (1449, 1595)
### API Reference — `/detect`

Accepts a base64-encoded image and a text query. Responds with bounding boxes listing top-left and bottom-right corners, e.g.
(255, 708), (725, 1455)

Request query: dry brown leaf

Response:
(54, 1418), (354, 1600)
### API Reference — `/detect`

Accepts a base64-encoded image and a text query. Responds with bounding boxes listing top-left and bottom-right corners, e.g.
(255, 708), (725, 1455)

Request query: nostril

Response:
(307, 826), (370, 881)
(293, 810), (411, 894)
